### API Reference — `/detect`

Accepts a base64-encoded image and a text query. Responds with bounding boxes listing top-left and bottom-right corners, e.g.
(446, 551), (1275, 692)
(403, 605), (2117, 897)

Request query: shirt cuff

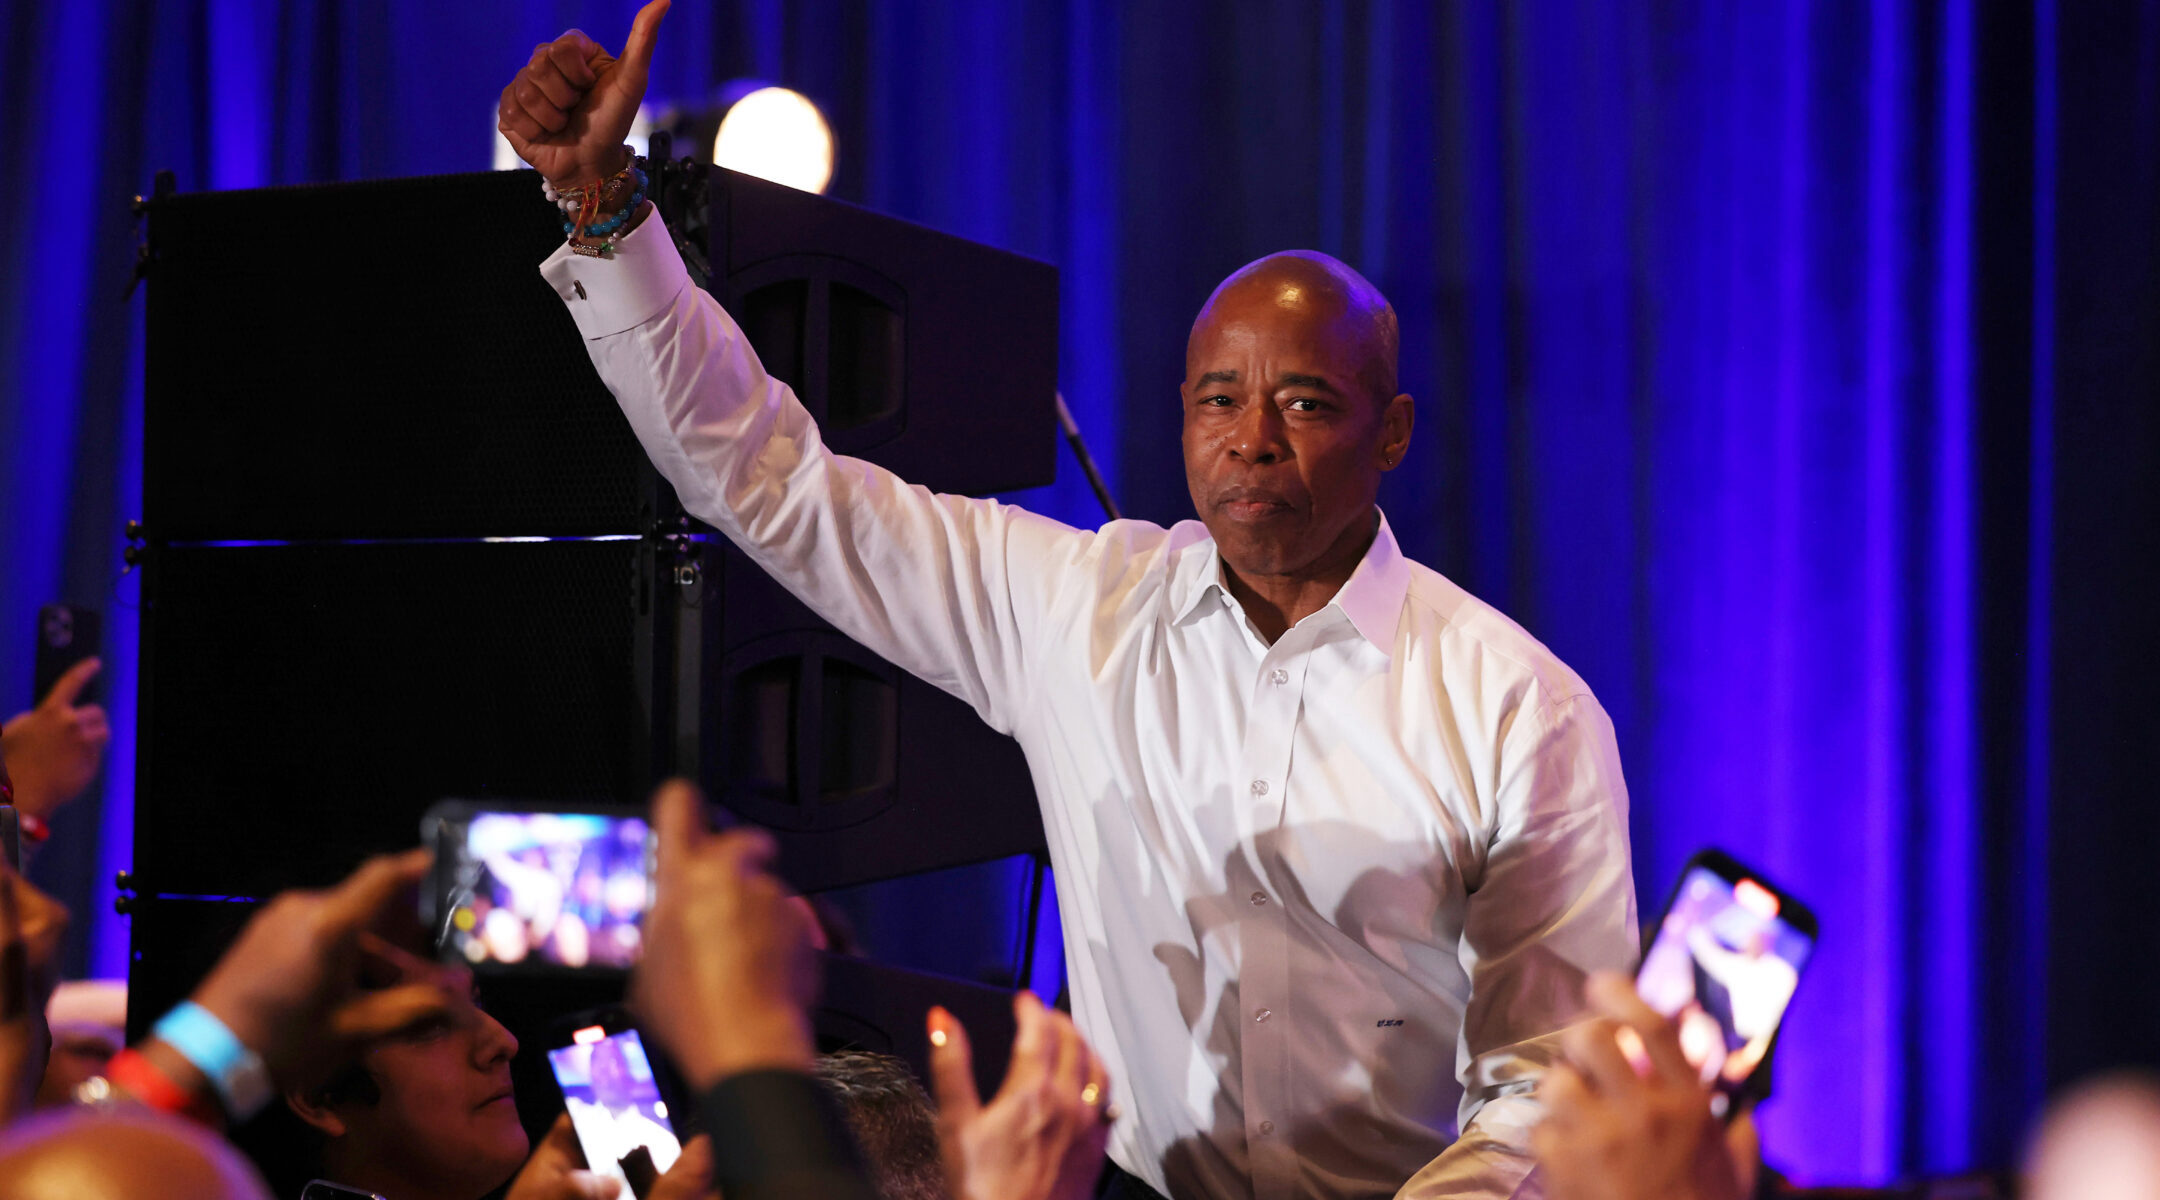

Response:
(697, 1068), (873, 1199)
(538, 207), (691, 340)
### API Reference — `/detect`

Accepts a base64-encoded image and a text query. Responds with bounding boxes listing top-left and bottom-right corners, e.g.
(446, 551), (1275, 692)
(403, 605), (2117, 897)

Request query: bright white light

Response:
(713, 87), (834, 194)
(494, 104), (655, 171)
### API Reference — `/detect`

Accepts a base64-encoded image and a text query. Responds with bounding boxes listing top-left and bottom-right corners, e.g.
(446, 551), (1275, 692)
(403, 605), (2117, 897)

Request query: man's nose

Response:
(1229, 401), (1287, 464)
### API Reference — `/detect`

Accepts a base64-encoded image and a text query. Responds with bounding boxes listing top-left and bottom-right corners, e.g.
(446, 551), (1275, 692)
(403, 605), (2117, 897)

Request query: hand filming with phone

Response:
(1530, 849), (1819, 1200)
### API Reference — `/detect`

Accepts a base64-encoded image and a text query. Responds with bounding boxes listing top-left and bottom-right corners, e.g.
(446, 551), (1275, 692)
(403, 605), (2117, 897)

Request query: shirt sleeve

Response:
(538, 211), (1077, 735)
(1396, 691), (1640, 1200)
(698, 1069), (879, 1200)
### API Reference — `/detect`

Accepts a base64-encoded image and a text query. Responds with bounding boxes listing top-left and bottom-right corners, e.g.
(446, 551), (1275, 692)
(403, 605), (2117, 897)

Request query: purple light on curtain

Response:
(1859, 0), (1911, 1172)
(1922, 0), (1979, 1172)
(208, 0), (269, 191)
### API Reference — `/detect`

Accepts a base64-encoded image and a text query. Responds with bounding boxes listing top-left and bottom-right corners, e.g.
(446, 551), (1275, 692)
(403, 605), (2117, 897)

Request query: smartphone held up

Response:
(1636, 848), (1818, 1116)
(421, 801), (656, 973)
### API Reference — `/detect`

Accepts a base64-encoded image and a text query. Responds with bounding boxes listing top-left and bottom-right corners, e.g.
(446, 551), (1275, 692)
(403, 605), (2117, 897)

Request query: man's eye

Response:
(1285, 397), (1323, 413)
(1200, 394), (1234, 407)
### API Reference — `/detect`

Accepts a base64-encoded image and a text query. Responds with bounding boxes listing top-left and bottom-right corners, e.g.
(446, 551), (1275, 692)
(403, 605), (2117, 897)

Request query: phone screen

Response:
(426, 806), (653, 971)
(548, 1026), (683, 1187)
(1636, 856), (1815, 1098)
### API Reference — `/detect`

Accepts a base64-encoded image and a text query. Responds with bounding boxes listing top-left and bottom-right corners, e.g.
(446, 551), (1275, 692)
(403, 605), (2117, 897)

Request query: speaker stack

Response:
(130, 158), (1061, 1138)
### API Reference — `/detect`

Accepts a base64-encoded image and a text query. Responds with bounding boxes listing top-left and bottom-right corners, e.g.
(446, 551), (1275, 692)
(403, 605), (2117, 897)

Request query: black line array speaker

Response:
(131, 163), (1058, 1047)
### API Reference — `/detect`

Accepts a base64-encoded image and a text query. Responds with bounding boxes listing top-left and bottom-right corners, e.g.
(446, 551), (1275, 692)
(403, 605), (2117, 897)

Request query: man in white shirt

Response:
(499, 8), (1638, 1197)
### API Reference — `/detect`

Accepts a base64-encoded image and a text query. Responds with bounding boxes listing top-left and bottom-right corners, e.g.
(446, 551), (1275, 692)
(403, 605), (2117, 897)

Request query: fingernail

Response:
(927, 1006), (948, 1048)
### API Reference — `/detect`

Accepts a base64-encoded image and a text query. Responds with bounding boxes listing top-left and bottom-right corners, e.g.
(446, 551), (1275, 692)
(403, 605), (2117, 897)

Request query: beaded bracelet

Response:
(573, 168), (648, 238)
(541, 151), (648, 257)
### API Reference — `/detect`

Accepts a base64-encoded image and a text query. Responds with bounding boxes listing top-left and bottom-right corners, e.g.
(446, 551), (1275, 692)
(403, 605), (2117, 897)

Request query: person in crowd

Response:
(35, 979), (124, 1109)
(927, 996), (1112, 1200)
(0, 861), (67, 1127)
(0, 776), (1118, 1200)
(2, 657), (110, 847)
(280, 962), (538, 1200)
(631, 779), (1112, 1200)
(0, 1107), (274, 1200)
(1530, 972), (1761, 1200)
(2023, 1071), (2160, 1200)
(813, 1051), (947, 1200)
(501, 6), (1637, 1195)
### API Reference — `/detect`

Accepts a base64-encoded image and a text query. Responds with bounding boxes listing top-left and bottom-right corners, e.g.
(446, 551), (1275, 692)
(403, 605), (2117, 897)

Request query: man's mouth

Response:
(1216, 490), (1293, 521)
(477, 1086), (516, 1110)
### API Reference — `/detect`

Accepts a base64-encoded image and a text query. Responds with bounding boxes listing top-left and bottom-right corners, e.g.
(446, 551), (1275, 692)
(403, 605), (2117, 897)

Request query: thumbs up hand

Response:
(498, 0), (669, 189)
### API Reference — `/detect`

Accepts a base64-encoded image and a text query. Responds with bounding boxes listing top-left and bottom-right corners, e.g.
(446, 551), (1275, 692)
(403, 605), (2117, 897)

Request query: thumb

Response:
(614, 0), (669, 97)
(532, 1113), (587, 1169)
(927, 1006), (981, 1126)
(40, 657), (100, 709)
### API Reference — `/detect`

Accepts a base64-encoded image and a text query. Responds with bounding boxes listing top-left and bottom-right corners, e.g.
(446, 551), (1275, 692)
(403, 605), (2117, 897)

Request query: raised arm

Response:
(503, 10), (1080, 732)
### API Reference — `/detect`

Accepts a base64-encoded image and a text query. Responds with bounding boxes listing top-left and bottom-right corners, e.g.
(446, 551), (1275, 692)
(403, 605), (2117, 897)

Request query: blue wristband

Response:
(153, 1001), (272, 1119)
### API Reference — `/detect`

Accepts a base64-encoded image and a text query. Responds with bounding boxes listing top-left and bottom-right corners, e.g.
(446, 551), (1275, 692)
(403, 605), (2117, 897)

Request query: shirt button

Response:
(1250, 891), (1268, 906)
(1255, 1008), (1272, 1023)
(1259, 1120), (1276, 1136)
(1250, 780), (1269, 797)
(1269, 668), (1288, 685)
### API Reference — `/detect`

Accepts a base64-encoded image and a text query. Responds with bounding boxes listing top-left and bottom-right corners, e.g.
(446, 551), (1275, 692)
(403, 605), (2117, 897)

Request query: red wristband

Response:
(106, 1047), (223, 1127)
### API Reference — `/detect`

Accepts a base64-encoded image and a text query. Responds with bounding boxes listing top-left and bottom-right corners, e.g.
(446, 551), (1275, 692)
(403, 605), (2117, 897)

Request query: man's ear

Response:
(1379, 392), (1414, 469)
(284, 1086), (350, 1138)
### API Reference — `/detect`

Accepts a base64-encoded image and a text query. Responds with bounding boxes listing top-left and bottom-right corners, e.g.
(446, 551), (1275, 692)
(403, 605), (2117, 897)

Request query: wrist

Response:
(677, 1007), (815, 1091)
(156, 997), (274, 1120)
(115, 1041), (226, 1129)
(548, 145), (634, 194)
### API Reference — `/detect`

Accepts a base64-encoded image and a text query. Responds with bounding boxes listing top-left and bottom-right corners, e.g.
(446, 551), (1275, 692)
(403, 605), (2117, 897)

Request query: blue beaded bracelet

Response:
(563, 166), (648, 238)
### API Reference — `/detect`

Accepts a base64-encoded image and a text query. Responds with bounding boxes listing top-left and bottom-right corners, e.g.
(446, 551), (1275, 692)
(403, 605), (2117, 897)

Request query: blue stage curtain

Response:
(5, 0), (2156, 1183)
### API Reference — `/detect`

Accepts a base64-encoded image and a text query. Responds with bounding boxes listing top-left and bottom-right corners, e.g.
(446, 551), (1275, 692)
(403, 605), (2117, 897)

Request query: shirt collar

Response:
(1172, 510), (1411, 655)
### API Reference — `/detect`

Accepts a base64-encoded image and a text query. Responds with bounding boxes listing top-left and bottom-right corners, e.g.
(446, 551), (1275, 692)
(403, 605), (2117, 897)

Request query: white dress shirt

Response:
(541, 213), (1638, 1200)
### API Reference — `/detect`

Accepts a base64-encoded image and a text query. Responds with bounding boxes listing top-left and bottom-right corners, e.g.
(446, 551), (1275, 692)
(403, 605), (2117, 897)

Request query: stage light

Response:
(493, 104), (655, 172)
(712, 86), (834, 194)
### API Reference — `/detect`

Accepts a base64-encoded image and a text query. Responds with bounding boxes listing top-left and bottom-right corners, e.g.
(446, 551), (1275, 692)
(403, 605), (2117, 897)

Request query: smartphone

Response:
(545, 1010), (685, 1197)
(420, 801), (655, 973)
(1635, 848), (1817, 1114)
(301, 1182), (387, 1200)
(33, 604), (100, 707)
(1, 806), (18, 871)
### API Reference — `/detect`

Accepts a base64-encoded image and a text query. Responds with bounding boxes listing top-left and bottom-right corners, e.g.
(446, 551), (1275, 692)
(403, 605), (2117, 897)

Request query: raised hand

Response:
(0, 862), (69, 1124)
(927, 993), (1112, 1200)
(1530, 972), (1748, 1200)
(629, 780), (818, 1092)
(505, 1114), (624, 1200)
(1, 656), (111, 821)
(498, 0), (670, 189)
(184, 849), (455, 1093)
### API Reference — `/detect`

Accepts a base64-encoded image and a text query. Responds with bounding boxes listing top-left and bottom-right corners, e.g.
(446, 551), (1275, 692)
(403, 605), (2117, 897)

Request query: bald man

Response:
(503, 13), (1635, 1198)
(0, 1108), (273, 1200)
